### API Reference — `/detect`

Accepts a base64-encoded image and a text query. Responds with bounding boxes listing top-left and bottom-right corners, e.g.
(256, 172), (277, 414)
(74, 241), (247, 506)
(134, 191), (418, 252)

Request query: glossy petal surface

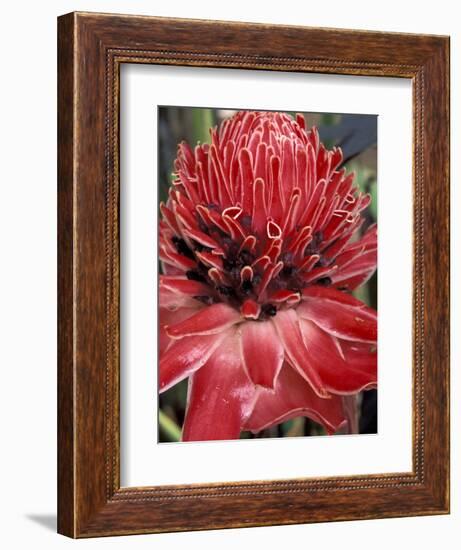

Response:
(182, 330), (256, 441)
(240, 320), (284, 388)
(244, 364), (346, 435)
(272, 309), (328, 398)
(159, 331), (227, 392)
(298, 287), (377, 343)
(299, 319), (377, 394)
(166, 303), (241, 338)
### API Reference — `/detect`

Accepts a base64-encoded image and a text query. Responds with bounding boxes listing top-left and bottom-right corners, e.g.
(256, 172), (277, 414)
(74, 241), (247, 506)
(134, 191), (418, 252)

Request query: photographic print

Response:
(158, 107), (378, 443)
(58, 13), (450, 535)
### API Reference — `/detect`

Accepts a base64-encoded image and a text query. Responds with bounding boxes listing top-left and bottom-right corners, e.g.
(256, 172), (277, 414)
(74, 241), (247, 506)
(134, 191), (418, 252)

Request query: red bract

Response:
(159, 111), (377, 441)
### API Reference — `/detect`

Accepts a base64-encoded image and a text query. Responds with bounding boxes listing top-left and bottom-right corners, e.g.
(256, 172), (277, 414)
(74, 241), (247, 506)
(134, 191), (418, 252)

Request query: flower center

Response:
(170, 220), (335, 320)
(160, 111), (376, 323)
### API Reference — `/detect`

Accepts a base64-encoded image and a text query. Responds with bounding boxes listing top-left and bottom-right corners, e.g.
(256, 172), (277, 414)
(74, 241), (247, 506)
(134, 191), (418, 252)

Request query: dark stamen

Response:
(316, 277), (332, 287)
(241, 280), (253, 294)
(223, 258), (236, 271)
(217, 285), (236, 298)
(194, 295), (215, 305)
(261, 303), (277, 317)
(281, 264), (294, 278)
(282, 251), (294, 264)
(226, 242), (240, 258)
(314, 257), (329, 268)
(240, 215), (252, 228)
(186, 270), (206, 283)
(197, 217), (210, 234)
(193, 242), (212, 253)
(172, 236), (195, 260)
(314, 230), (324, 245)
(305, 230), (324, 256)
(230, 267), (241, 281)
(238, 249), (254, 265)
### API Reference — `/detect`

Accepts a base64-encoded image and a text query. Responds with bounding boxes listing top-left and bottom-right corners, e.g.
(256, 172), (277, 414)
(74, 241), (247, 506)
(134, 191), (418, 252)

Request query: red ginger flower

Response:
(159, 111), (377, 441)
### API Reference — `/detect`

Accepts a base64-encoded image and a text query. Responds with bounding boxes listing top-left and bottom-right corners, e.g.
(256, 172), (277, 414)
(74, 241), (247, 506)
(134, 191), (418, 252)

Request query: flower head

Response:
(159, 111), (377, 441)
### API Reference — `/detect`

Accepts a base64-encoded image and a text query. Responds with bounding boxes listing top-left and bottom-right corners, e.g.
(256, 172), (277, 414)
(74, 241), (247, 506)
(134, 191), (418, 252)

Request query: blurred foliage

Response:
(159, 409), (182, 442)
(158, 107), (377, 443)
(344, 159), (378, 310)
(192, 108), (216, 144)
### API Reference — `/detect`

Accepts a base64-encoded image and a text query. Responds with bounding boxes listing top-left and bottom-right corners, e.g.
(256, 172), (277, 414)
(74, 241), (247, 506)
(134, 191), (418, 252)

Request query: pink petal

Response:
(159, 286), (203, 310)
(182, 330), (256, 441)
(159, 247), (196, 272)
(251, 177), (268, 235)
(159, 331), (227, 392)
(302, 285), (371, 307)
(240, 320), (284, 388)
(160, 275), (210, 296)
(257, 260), (283, 300)
(240, 299), (261, 319)
(243, 364), (346, 435)
(266, 220), (282, 239)
(282, 187), (301, 235)
(297, 290), (377, 343)
(270, 289), (301, 306)
(159, 307), (201, 355)
(160, 262), (184, 277)
(238, 148), (254, 214)
(195, 250), (223, 270)
(159, 202), (180, 233)
(299, 319), (377, 394)
(183, 226), (220, 249)
(271, 309), (328, 398)
(340, 339), (378, 384)
(332, 249), (377, 283)
(331, 225), (377, 288)
(332, 272), (374, 291)
(166, 303), (241, 338)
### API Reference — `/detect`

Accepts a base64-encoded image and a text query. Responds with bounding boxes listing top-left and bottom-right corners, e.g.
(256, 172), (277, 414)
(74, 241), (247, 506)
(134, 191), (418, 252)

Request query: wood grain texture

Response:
(57, 12), (75, 537)
(57, 11), (450, 538)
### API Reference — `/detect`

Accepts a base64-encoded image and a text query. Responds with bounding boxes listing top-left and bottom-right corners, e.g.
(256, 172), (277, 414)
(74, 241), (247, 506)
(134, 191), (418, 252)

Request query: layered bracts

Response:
(159, 111), (377, 441)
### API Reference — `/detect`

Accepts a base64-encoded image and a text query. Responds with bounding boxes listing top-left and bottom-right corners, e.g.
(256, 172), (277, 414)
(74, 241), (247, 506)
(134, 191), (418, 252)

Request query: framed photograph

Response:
(58, 12), (450, 537)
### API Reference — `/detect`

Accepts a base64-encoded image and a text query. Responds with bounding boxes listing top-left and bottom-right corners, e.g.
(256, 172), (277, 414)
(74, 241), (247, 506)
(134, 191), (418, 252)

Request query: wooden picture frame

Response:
(57, 12), (450, 537)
